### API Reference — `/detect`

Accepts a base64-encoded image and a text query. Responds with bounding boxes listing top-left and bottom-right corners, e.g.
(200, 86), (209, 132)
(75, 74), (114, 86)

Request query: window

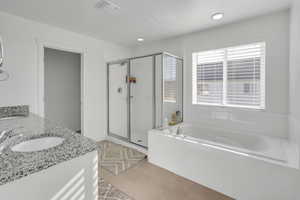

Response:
(199, 84), (209, 96)
(163, 55), (177, 102)
(243, 83), (250, 94)
(192, 42), (265, 109)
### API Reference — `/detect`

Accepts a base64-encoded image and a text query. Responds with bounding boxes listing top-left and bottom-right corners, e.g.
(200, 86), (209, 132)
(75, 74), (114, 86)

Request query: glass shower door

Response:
(129, 56), (154, 147)
(108, 61), (129, 139)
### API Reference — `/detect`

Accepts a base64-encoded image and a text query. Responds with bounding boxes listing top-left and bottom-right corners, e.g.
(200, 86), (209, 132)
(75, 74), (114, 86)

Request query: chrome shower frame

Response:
(106, 52), (184, 148)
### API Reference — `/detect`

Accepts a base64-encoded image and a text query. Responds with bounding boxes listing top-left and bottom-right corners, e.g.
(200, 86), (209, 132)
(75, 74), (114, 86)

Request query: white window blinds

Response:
(195, 50), (224, 105)
(163, 55), (177, 102)
(192, 42), (265, 109)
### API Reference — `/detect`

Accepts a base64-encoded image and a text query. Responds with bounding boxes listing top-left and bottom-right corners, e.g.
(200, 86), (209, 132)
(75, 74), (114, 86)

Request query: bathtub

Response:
(160, 124), (288, 163)
(148, 124), (300, 200)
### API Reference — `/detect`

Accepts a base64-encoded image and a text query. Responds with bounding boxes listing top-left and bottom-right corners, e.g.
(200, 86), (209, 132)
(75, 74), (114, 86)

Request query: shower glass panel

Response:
(108, 61), (129, 139)
(129, 56), (154, 147)
(162, 54), (183, 125)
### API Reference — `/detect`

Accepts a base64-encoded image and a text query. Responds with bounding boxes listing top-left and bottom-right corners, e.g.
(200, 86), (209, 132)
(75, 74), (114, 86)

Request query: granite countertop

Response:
(0, 106), (98, 186)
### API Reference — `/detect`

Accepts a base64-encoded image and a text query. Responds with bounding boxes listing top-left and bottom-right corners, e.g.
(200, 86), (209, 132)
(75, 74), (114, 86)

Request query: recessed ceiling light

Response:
(211, 12), (224, 21)
(137, 38), (144, 42)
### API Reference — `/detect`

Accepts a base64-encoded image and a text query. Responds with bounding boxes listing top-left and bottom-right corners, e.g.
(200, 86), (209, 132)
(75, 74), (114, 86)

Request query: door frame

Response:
(36, 38), (87, 134)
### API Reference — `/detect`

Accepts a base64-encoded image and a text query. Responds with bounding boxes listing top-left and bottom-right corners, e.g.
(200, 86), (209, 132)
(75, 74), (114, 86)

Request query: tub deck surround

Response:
(157, 124), (298, 169)
(0, 105), (29, 119)
(0, 113), (98, 186)
(148, 129), (300, 200)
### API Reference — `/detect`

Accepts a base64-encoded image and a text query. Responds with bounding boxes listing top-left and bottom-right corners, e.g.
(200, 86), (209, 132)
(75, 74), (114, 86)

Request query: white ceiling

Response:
(0, 0), (291, 46)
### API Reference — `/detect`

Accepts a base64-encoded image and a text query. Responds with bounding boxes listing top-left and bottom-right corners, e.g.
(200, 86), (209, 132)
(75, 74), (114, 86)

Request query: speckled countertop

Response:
(0, 106), (98, 186)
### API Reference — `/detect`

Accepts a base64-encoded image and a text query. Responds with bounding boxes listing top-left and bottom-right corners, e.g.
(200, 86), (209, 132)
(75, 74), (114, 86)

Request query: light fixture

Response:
(137, 38), (144, 42)
(211, 12), (224, 21)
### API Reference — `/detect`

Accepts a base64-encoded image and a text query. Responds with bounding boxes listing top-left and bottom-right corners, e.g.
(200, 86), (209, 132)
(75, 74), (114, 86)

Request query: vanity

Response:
(0, 106), (99, 200)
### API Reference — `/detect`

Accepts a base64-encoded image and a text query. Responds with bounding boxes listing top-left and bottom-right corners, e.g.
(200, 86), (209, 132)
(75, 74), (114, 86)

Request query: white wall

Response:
(0, 11), (131, 141)
(133, 10), (290, 138)
(289, 0), (300, 165)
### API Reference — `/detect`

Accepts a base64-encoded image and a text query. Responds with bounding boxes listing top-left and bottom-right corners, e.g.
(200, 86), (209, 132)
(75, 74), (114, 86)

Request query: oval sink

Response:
(11, 137), (65, 152)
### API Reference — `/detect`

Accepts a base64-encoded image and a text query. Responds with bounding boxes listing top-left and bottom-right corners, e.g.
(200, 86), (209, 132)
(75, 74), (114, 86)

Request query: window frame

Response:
(192, 42), (266, 110)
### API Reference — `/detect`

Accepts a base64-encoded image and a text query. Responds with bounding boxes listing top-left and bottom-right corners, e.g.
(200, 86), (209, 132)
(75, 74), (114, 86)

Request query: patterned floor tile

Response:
(99, 178), (134, 200)
(98, 140), (146, 175)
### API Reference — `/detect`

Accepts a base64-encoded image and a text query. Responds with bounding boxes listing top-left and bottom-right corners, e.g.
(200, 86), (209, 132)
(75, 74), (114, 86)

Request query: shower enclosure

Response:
(107, 52), (183, 147)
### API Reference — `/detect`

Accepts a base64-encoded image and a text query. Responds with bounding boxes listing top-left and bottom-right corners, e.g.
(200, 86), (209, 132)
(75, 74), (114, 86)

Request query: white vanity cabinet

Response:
(0, 151), (98, 200)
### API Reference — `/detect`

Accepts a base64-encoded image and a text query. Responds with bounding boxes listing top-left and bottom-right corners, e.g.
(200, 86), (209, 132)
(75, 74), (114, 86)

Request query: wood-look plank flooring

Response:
(102, 160), (233, 200)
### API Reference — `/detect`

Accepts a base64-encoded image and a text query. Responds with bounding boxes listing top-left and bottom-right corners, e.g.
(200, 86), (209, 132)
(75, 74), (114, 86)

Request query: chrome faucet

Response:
(176, 125), (183, 135)
(0, 127), (23, 144)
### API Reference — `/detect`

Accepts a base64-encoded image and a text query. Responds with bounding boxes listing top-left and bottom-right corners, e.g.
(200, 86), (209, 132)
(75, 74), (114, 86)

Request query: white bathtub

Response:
(160, 124), (288, 164)
(148, 124), (300, 200)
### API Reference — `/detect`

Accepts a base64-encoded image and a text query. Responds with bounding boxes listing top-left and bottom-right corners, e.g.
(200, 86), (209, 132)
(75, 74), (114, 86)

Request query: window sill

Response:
(192, 102), (266, 111)
(164, 100), (177, 103)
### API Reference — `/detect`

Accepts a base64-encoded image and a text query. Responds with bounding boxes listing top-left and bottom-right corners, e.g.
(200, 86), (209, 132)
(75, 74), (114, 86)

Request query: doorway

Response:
(44, 47), (82, 133)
